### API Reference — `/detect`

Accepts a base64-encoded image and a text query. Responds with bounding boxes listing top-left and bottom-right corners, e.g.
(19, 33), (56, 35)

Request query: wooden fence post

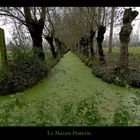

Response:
(0, 28), (7, 68)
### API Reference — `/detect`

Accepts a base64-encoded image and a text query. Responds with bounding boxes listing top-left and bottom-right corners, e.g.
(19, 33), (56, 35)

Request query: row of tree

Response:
(0, 7), (139, 73)
(65, 7), (138, 72)
(0, 7), (68, 64)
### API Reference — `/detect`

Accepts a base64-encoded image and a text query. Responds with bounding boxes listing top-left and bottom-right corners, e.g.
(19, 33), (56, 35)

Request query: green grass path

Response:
(0, 51), (140, 126)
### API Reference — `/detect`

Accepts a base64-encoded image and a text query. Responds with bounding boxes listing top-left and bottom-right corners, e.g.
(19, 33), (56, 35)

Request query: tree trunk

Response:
(78, 43), (80, 54)
(96, 25), (106, 62)
(27, 19), (45, 61)
(119, 8), (138, 72)
(58, 40), (62, 55)
(79, 37), (85, 55)
(75, 43), (78, 52)
(119, 41), (129, 71)
(89, 30), (95, 58)
(95, 37), (99, 55)
(62, 42), (67, 53)
(45, 35), (57, 59)
(84, 45), (89, 57)
(54, 38), (63, 56)
(24, 7), (46, 61)
(108, 7), (115, 53)
(60, 41), (66, 54)
(83, 36), (89, 57)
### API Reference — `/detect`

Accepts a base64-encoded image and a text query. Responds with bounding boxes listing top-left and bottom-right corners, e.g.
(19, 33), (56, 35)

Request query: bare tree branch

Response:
(102, 7), (106, 26)
(40, 7), (46, 21)
(44, 24), (51, 35)
(0, 12), (26, 26)
(87, 7), (99, 28)
(46, 7), (55, 35)
(23, 7), (32, 21)
(14, 7), (25, 18)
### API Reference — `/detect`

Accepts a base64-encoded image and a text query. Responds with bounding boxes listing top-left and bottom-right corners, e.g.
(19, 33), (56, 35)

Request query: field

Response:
(103, 47), (140, 54)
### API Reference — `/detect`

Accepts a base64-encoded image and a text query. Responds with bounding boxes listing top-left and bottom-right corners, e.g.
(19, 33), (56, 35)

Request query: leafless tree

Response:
(0, 7), (46, 61)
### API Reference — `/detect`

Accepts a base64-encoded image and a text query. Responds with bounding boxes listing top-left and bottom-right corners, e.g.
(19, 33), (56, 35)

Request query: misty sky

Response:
(0, 7), (140, 44)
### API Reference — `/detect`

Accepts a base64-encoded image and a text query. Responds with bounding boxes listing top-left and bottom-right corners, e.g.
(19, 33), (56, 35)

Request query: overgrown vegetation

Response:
(0, 45), (65, 95)
(60, 96), (101, 126)
(0, 51), (140, 126)
(0, 45), (48, 95)
(1, 89), (140, 126)
(0, 7), (140, 127)
(0, 93), (54, 126)
(113, 91), (140, 126)
(75, 51), (140, 88)
(0, 94), (102, 126)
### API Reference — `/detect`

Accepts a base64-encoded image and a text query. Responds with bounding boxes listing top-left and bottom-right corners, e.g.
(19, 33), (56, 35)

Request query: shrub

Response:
(112, 93), (140, 126)
(113, 105), (129, 126)
(91, 59), (140, 88)
(123, 71), (140, 87)
(85, 58), (90, 65)
(0, 45), (48, 95)
(74, 52), (140, 88)
(88, 60), (94, 67)
(0, 95), (54, 126)
(60, 96), (101, 126)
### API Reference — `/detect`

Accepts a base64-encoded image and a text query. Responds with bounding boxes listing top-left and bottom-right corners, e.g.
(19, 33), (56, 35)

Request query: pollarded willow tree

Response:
(54, 7), (91, 50)
(0, 7), (46, 61)
(61, 7), (87, 48)
(108, 7), (127, 53)
(43, 7), (68, 58)
(81, 7), (97, 58)
(23, 7), (46, 61)
(61, 7), (97, 58)
(51, 8), (68, 56)
(59, 7), (113, 61)
(43, 7), (57, 59)
(87, 7), (107, 62)
(86, 7), (125, 61)
(119, 8), (138, 72)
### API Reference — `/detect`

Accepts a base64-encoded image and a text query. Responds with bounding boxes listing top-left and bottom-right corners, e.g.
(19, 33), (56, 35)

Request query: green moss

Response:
(0, 51), (140, 126)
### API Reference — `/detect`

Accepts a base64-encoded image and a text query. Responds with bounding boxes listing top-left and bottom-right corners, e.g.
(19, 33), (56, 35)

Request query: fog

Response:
(0, 7), (140, 44)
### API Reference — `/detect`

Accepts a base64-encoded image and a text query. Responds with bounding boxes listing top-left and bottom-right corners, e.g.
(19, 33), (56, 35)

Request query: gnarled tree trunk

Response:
(27, 19), (45, 61)
(79, 37), (85, 55)
(80, 35), (89, 57)
(54, 38), (63, 56)
(96, 25), (106, 62)
(24, 7), (45, 61)
(84, 36), (89, 57)
(89, 30), (95, 59)
(45, 35), (57, 59)
(119, 8), (138, 72)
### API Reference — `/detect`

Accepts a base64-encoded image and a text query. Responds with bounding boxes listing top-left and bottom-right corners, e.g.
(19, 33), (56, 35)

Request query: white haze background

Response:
(0, 7), (140, 44)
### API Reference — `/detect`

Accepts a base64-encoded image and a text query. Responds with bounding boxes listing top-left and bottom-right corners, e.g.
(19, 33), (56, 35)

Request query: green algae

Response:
(0, 51), (140, 126)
